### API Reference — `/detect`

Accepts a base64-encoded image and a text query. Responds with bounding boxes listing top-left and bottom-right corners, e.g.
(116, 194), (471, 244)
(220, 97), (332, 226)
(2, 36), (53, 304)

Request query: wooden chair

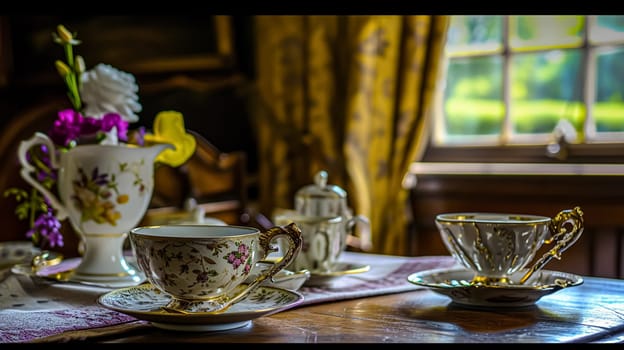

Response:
(141, 130), (249, 227)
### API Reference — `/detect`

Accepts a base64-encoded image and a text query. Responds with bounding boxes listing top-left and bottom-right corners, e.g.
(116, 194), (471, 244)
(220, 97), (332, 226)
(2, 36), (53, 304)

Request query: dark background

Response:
(1, 15), (258, 174)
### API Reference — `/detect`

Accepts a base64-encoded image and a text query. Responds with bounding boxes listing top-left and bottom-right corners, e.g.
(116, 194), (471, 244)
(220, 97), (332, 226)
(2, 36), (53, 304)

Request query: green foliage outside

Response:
(595, 102), (624, 131)
(511, 100), (584, 134)
(444, 16), (624, 141)
(444, 98), (503, 135)
(445, 98), (624, 136)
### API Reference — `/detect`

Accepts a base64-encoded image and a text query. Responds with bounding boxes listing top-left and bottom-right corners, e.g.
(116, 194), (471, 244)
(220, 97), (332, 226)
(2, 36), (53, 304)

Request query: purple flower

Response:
(79, 115), (103, 135)
(48, 109), (107, 147)
(128, 126), (146, 146)
(48, 109), (85, 147)
(26, 209), (63, 249)
(26, 144), (57, 183)
(100, 113), (129, 141)
(48, 109), (131, 147)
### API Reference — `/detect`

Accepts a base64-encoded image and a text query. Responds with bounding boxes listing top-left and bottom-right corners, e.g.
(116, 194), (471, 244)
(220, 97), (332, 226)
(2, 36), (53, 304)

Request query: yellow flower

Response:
(53, 24), (81, 45)
(55, 60), (71, 77)
(144, 111), (196, 167)
(57, 25), (73, 42)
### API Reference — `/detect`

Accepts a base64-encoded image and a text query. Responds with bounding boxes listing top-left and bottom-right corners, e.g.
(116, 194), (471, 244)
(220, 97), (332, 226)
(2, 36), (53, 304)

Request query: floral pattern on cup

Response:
(134, 237), (257, 299)
(224, 242), (253, 273)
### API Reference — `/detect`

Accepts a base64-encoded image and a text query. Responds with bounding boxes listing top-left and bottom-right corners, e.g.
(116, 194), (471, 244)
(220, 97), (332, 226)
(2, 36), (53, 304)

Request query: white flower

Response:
(80, 63), (142, 123)
(99, 126), (119, 145)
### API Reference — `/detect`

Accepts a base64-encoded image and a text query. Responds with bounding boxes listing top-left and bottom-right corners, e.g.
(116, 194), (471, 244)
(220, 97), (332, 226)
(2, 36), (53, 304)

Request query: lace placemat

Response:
(0, 252), (456, 343)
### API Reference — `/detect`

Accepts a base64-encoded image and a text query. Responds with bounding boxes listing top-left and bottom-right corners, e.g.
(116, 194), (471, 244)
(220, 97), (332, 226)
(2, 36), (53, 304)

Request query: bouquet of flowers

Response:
(4, 24), (196, 249)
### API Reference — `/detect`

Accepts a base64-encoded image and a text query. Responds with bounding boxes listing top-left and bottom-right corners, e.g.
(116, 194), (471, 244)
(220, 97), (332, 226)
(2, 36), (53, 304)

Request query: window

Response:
(432, 15), (624, 154)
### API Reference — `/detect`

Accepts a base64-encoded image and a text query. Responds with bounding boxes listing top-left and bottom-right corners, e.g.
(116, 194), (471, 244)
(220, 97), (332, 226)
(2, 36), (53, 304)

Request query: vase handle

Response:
(17, 132), (68, 220)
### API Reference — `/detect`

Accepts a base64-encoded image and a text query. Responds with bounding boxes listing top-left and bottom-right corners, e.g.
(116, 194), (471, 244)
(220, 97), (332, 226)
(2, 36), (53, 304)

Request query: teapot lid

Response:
(295, 170), (347, 216)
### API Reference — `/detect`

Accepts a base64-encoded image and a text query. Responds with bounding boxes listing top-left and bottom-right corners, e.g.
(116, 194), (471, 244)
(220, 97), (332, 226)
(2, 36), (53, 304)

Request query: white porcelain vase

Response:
(18, 132), (171, 285)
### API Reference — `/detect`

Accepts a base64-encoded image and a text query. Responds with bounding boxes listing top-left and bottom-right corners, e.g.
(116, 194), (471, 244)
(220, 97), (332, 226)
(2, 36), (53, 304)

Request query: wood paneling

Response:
(409, 174), (624, 278)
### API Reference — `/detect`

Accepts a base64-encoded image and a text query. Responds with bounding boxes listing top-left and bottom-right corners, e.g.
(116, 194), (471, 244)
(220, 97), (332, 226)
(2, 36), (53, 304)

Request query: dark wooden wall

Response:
(409, 174), (624, 279)
(1, 15), (257, 169)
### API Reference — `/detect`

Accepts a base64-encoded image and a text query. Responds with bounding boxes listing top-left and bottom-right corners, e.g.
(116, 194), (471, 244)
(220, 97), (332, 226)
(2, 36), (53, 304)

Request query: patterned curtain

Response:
(252, 15), (449, 255)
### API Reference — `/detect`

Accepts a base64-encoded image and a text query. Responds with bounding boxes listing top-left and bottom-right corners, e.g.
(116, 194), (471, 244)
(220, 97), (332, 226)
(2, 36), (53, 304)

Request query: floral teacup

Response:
(129, 223), (303, 313)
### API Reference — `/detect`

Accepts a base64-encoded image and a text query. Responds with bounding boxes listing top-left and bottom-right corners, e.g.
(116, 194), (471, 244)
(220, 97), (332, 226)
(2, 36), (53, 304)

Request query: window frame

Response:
(424, 15), (624, 165)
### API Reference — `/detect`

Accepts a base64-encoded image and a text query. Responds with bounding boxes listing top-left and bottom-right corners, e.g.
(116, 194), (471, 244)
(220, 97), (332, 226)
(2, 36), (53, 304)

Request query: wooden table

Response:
(96, 273), (624, 343)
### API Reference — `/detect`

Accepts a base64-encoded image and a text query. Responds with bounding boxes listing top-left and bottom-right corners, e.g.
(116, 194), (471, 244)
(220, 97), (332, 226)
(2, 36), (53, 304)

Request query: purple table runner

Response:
(297, 252), (456, 306)
(0, 252), (456, 343)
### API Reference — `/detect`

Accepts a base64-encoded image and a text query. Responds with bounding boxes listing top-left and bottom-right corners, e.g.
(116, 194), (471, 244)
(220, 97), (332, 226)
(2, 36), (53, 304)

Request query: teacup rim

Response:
(273, 214), (344, 223)
(130, 224), (259, 239)
(435, 212), (551, 224)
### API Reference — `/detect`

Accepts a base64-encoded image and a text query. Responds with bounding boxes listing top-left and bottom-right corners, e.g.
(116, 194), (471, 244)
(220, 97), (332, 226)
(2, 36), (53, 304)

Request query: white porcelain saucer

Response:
(97, 283), (304, 332)
(12, 256), (146, 289)
(0, 241), (41, 269)
(245, 261), (310, 291)
(305, 262), (371, 286)
(407, 267), (583, 308)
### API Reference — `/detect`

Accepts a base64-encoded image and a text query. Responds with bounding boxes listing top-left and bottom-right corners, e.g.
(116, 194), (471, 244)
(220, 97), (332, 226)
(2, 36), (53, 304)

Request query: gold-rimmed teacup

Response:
(435, 207), (584, 286)
(129, 223), (303, 314)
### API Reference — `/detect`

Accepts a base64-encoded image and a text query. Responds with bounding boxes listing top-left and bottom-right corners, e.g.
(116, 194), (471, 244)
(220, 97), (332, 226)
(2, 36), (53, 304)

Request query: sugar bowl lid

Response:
(295, 170), (347, 217)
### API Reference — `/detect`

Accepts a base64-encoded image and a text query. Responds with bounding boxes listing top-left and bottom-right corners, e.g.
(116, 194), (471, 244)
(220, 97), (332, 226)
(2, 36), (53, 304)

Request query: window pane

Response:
(510, 49), (584, 136)
(436, 15), (623, 148)
(594, 47), (624, 133)
(443, 56), (504, 138)
(590, 16), (624, 44)
(446, 16), (503, 56)
(510, 16), (584, 51)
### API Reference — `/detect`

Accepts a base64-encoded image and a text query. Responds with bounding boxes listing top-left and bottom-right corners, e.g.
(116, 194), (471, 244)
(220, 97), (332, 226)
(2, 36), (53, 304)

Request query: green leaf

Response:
(15, 203), (31, 220)
(4, 187), (29, 201)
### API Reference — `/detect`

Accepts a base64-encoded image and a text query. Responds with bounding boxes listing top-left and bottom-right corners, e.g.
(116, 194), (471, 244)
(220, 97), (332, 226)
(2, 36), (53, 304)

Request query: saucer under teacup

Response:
(305, 262), (370, 286)
(67, 266), (145, 287)
(0, 241), (43, 269)
(245, 261), (310, 291)
(12, 255), (146, 288)
(97, 283), (304, 332)
(407, 267), (583, 308)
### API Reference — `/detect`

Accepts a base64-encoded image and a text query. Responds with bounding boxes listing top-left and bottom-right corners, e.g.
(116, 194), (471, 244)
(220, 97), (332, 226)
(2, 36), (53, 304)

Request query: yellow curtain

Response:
(253, 15), (449, 255)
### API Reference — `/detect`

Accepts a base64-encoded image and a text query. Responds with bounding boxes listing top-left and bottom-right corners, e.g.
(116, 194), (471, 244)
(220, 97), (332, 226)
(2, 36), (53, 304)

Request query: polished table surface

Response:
(99, 268), (624, 343)
(3, 252), (623, 343)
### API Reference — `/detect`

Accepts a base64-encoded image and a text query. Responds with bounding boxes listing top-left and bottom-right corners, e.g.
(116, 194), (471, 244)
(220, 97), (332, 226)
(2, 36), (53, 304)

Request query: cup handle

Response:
(346, 215), (372, 251)
(17, 132), (68, 220)
(221, 222), (303, 308)
(519, 206), (584, 284)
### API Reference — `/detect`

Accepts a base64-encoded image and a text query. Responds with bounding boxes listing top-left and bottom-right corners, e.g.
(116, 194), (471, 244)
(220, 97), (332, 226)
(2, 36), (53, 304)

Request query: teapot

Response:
(295, 171), (371, 251)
